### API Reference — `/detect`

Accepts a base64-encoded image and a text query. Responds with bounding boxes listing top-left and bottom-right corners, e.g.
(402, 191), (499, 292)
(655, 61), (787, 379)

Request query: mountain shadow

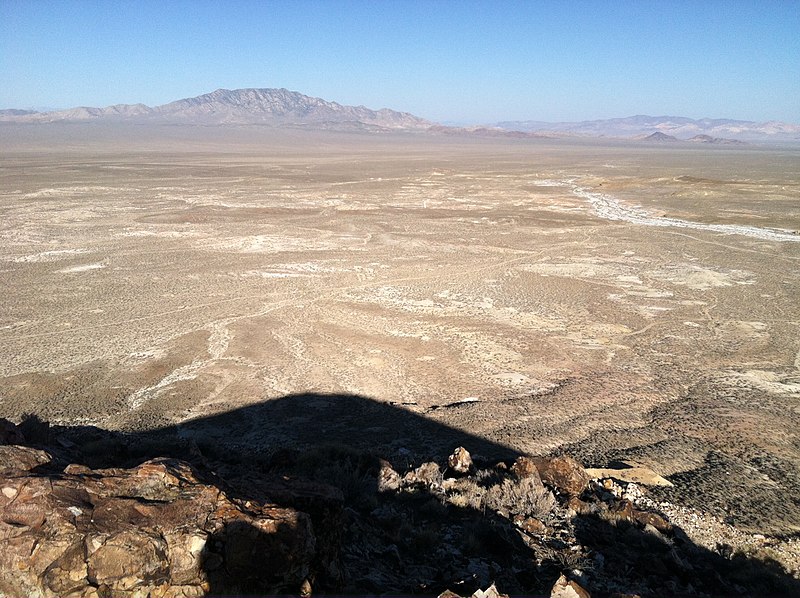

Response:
(11, 393), (800, 596)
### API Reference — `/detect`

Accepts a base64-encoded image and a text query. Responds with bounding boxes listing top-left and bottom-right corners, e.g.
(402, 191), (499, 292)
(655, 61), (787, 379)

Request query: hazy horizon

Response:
(5, 85), (799, 128)
(1, 0), (798, 124)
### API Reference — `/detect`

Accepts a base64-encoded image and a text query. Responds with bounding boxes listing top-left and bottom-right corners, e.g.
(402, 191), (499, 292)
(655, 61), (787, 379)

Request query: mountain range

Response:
(494, 114), (800, 142)
(0, 88), (430, 130)
(2, 88), (798, 141)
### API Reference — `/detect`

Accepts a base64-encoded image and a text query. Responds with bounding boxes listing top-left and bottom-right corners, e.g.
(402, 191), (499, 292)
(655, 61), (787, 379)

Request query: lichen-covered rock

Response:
(0, 449), (316, 596)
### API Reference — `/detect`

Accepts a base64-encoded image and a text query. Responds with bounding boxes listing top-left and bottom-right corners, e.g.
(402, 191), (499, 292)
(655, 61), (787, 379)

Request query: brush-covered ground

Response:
(1, 124), (799, 592)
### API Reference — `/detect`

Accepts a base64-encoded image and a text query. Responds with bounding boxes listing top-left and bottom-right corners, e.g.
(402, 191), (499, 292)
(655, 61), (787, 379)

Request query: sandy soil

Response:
(1, 124), (799, 536)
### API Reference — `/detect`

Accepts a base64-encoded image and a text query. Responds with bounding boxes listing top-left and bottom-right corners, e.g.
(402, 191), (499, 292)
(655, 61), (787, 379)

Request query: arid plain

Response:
(2, 124), (799, 540)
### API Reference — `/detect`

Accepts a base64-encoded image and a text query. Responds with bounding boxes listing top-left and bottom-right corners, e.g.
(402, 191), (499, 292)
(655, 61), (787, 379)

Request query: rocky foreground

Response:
(1, 417), (799, 597)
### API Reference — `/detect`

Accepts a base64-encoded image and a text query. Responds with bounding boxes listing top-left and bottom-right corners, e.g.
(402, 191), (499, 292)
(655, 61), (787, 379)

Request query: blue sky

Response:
(1, 0), (798, 123)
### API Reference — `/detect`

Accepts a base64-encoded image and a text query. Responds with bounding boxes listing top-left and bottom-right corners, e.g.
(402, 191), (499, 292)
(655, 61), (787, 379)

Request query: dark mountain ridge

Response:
(641, 131), (679, 142)
(0, 88), (431, 130)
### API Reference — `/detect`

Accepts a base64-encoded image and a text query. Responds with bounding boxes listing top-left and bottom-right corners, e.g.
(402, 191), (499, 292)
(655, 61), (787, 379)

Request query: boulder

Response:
(510, 456), (540, 480)
(447, 446), (473, 475)
(0, 449), (316, 596)
(551, 574), (591, 598)
(403, 462), (442, 490)
(533, 455), (590, 497)
(377, 459), (401, 492)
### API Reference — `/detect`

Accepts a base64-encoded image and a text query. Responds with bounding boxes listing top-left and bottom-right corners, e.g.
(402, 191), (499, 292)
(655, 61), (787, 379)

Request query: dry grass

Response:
(483, 476), (556, 519)
(445, 473), (556, 521)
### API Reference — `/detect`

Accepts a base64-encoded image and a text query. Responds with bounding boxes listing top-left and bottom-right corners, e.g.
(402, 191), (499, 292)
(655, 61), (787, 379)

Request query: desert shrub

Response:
(18, 413), (50, 444)
(279, 443), (380, 510)
(418, 496), (448, 518)
(445, 478), (485, 511)
(409, 525), (441, 554)
(471, 467), (505, 488)
(387, 518), (415, 547)
(461, 526), (485, 557)
(321, 461), (377, 510)
(483, 477), (555, 519)
(460, 519), (510, 558)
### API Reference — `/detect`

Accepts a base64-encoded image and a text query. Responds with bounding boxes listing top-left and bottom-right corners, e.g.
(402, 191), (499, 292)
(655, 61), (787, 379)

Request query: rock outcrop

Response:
(0, 447), (316, 596)
(2, 416), (799, 597)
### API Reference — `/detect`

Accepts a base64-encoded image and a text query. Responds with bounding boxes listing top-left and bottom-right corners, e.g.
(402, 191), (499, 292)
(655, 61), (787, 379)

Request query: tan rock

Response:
(551, 573), (591, 598)
(165, 532), (207, 585)
(585, 462), (673, 487)
(86, 529), (169, 590)
(377, 458), (401, 492)
(447, 446), (473, 474)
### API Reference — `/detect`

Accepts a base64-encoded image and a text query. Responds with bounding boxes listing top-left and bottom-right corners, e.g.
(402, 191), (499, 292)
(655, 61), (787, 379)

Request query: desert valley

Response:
(1, 89), (800, 595)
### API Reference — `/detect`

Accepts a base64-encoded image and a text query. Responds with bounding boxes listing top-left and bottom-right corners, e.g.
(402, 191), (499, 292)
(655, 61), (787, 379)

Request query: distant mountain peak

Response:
(642, 131), (678, 142)
(0, 88), (431, 130)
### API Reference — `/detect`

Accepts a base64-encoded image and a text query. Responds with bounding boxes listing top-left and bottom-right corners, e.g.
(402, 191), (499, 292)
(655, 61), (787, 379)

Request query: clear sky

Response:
(1, 0), (798, 123)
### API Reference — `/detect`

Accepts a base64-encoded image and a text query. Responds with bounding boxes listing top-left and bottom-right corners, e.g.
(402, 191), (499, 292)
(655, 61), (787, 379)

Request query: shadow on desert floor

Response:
(24, 393), (800, 596)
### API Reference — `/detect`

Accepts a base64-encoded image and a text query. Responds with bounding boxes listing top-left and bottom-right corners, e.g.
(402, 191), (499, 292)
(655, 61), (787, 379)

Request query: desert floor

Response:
(2, 124), (799, 535)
